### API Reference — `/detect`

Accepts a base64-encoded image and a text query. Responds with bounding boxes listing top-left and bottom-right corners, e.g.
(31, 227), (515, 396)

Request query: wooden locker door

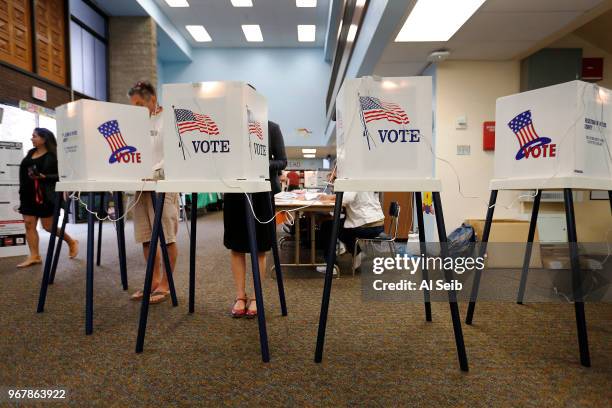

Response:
(0, 0), (32, 71)
(35, 0), (66, 85)
(382, 192), (413, 240)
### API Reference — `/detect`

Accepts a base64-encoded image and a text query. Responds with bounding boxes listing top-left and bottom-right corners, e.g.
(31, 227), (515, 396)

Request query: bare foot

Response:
(68, 240), (79, 258)
(17, 256), (42, 268)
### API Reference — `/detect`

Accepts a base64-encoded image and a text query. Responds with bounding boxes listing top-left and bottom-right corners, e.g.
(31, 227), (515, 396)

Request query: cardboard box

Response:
(466, 219), (543, 268)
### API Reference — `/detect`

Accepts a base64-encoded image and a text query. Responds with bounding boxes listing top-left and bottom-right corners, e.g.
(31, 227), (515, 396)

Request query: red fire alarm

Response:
(483, 121), (495, 151)
(582, 58), (603, 82)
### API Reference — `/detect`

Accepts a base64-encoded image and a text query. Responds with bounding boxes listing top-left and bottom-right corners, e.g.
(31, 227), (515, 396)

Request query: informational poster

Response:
(0, 141), (27, 258)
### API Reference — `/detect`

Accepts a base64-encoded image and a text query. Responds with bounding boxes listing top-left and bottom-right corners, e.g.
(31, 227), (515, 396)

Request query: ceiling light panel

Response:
(242, 25), (264, 42)
(186, 25), (212, 42)
(297, 25), (316, 42)
(395, 0), (487, 42)
(296, 0), (317, 7)
(231, 0), (253, 7)
(165, 0), (189, 6)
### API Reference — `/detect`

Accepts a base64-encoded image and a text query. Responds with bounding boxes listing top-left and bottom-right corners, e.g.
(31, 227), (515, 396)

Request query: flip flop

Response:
(150, 291), (170, 304)
(130, 290), (145, 301)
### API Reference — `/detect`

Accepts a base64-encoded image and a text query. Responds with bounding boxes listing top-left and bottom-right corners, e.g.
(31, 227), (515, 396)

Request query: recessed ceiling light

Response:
(296, 0), (316, 7)
(302, 148), (317, 154)
(165, 0), (189, 6)
(242, 25), (263, 42)
(186, 25), (212, 42)
(231, 0), (253, 6)
(347, 24), (357, 42)
(297, 25), (316, 42)
(303, 154), (316, 158)
(395, 0), (486, 42)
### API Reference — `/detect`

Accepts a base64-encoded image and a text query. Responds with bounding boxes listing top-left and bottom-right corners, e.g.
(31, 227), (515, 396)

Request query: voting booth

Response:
(334, 76), (437, 191)
(159, 81), (270, 192)
(55, 100), (152, 184)
(493, 80), (612, 190)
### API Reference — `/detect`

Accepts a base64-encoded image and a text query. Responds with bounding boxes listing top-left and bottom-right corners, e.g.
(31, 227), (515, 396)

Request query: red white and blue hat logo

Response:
(98, 120), (138, 164)
(508, 110), (552, 160)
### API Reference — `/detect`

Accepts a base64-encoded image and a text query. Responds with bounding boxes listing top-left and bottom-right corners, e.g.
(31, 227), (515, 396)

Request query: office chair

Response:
(351, 201), (401, 275)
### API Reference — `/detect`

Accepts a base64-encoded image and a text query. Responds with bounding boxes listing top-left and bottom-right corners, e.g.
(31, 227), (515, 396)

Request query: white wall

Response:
(435, 60), (522, 230)
(159, 48), (331, 146)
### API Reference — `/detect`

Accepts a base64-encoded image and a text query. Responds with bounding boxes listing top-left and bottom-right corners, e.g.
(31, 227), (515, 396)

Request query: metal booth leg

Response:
(49, 194), (70, 285)
(314, 192), (344, 363)
(564, 188), (590, 367)
(465, 190), (498, 325)
(269, 192), (288, 316)
(114, 192), (128, 290)
(244, 193), (270, 363)
(135, 193), (166, 353)
(96, 193), (105, 267)
(432, 192), (469, 372)
(189, 192), (197, 314)
(151, 192), (178, 307)
(85, 192), (96, 335)
(517, 190), (542, 304)
(414, 192), (432, 322)
(37, 192), (62, 312)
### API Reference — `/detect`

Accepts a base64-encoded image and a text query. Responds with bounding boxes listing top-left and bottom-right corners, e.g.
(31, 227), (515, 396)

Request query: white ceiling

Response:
(376, 0), (609, 75)
(153, 0), (330, 47)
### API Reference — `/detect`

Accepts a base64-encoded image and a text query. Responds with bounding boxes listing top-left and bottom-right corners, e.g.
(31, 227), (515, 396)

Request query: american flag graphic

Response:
(249, 120), (264, 141)
(174, 108), (219, 135)
(98, 120), (130, 159)
(359, 96), (409, 125)
(508, 110), (539, 147)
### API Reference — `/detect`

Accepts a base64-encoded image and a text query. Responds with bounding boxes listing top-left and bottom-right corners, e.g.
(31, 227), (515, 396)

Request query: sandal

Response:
(130, 290), (145, 301)
(231, 296), (247, 318)
(150, 291), (170, 305)
(246, 299), (257, 319)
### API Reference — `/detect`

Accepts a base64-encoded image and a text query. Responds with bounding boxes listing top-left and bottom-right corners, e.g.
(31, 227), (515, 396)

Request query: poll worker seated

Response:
(317, 169), (385, 273)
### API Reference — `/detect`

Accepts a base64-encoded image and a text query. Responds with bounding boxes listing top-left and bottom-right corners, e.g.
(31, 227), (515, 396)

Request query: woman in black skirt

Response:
(17, 128), (78, 268)
(224, 120), (287, 318)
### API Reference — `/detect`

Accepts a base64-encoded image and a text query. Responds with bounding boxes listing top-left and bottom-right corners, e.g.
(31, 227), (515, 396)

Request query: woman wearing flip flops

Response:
(17, 128), (79, 268)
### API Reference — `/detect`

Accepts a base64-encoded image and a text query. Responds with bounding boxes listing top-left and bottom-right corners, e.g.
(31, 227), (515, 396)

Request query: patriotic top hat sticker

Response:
(98, 120), (138, 163)
(508, 110), (552, 160)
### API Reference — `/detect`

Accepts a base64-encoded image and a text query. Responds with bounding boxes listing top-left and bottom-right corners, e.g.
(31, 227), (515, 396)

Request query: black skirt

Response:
(223, 192), (274, 253)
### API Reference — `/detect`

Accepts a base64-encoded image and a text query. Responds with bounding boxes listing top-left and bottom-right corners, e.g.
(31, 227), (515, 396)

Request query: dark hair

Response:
(33, 127), (57, 156)
(128, 80), (157, 99)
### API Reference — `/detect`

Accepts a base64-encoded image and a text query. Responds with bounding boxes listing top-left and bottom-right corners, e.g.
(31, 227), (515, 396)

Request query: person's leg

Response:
(231, 250), (248, 313)
(40, 216), (79, 257)
(247, 252), (267, 313)
(18, 215), (41, 266)
(153, 193), (180, 295)
(142, 242), (163, 291)
(154, 242), (177, 293)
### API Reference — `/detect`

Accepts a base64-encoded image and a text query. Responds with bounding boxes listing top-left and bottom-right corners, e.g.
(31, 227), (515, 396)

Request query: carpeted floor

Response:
(1, 211), (611, 407)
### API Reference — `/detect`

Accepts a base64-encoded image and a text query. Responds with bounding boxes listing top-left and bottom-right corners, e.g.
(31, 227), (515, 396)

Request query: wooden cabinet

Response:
(381, 192), (413, 240)
(35, 0), (66, 85)
(0, 0), (33, 71)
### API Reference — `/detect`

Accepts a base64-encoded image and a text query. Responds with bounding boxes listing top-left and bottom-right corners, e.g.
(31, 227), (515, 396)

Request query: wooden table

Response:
(274, 197), (340, 276)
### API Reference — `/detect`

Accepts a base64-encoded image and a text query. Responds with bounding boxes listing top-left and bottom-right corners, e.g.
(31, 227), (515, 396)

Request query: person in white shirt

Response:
(317, 169), (385, 272)
(127, 81), (179, 304)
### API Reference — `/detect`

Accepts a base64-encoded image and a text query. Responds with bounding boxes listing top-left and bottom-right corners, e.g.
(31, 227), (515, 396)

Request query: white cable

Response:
(68, 179), (147, 222)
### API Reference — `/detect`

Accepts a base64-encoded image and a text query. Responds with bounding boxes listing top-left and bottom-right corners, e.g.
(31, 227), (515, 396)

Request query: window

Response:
(69, 0), (107, 100)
